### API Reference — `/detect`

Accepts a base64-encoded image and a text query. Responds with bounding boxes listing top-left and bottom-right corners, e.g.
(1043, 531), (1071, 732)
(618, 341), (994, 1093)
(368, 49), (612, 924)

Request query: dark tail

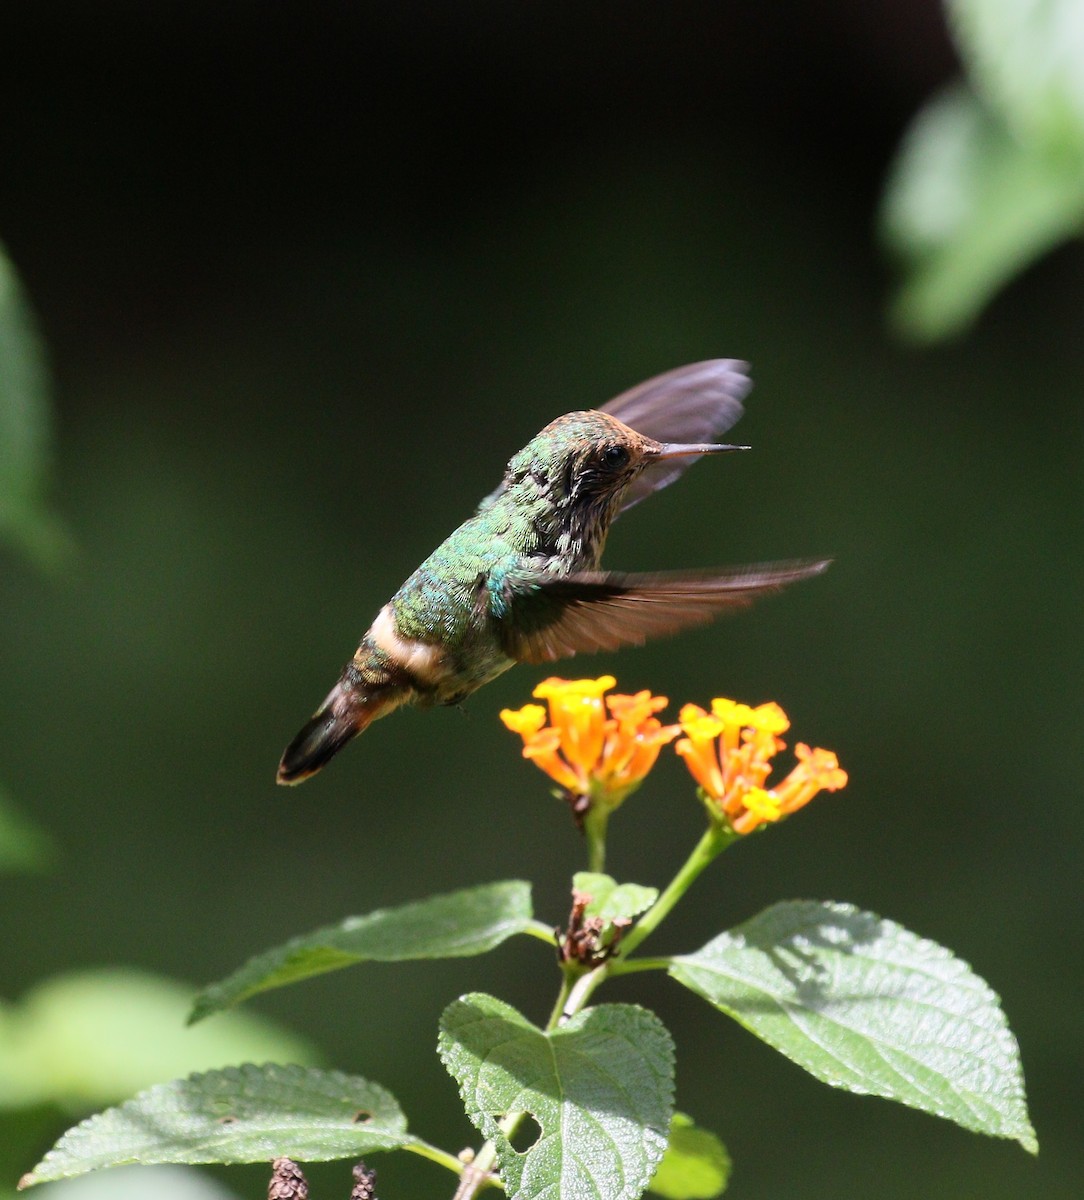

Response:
(276, 671), (404, 785)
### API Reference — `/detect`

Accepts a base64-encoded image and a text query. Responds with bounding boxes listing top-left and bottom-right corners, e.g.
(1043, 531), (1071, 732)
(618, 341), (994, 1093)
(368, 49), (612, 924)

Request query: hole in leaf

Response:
(352, 1109), (374, 1124)
(505, 1113), (542, 1154)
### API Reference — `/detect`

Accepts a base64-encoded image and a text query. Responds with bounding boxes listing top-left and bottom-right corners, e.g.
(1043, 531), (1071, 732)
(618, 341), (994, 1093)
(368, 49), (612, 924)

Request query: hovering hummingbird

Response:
(277, 360), (828, 784)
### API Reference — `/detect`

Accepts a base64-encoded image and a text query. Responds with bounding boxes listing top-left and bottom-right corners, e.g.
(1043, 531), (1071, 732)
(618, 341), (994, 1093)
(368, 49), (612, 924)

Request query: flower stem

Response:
(618, 823), (737, 959)
(546, 971), (575, 1029)
(559, 964), (607, 1019)
(583, 804), (609, 873)
(452, 962), (607, 1200)
(452, 1122), (510, 1199)
(451, 823), (735, 1199)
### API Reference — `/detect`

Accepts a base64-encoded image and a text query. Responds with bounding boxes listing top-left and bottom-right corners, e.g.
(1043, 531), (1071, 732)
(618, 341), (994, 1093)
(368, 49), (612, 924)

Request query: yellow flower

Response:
(675, 697), (846, 834)
(533, 675), (614, 772)
(499, 704), (547, 737)
(500, 676), (679, 810)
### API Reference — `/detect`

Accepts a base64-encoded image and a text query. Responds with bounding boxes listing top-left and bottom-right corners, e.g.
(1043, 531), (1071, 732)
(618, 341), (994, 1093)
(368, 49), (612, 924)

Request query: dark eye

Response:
(601, 445), (629, 468)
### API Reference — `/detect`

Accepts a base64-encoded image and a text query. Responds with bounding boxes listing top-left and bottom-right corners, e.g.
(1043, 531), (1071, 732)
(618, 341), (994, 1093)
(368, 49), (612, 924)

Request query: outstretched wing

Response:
(498, 559), (828, 664)
(476, 359), (751, 516)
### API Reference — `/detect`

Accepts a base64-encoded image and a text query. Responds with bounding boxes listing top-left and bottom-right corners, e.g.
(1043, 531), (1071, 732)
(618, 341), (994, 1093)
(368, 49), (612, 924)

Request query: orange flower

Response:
(675, 697), (846, 833)
(500, 677), (679, 809)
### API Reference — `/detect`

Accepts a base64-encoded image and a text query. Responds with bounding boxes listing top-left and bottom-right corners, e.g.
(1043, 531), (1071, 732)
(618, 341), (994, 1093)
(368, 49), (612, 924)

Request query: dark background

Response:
(1, 3), (1081, 1197)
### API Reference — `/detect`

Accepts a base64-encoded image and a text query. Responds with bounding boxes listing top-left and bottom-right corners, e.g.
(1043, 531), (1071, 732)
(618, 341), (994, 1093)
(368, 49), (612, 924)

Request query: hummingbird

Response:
(277, 360), (828, 785)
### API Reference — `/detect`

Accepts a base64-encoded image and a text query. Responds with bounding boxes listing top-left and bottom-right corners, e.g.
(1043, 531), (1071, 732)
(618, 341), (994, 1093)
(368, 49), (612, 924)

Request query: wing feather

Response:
(500, 559), (829, 664)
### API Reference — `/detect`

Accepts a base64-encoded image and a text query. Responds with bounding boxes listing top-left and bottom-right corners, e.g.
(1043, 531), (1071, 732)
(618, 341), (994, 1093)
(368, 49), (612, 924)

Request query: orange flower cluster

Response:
(675, 697), (847, 833)
(500, 676), (680, 810)
(502, 678), (847, 835)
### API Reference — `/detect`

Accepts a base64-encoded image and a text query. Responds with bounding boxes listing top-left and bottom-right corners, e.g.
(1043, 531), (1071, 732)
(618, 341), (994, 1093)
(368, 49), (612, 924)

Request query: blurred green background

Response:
(1, 3), (1081, 1197)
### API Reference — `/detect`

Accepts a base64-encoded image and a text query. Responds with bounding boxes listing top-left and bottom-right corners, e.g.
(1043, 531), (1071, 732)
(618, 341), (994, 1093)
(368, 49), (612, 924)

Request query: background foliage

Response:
(1, 3), (1080, 1197)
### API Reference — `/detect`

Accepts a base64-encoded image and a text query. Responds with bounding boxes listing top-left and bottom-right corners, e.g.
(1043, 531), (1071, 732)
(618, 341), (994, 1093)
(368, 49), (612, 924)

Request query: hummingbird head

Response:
(504, 410), (748, 563)
(512, 410), (746, 496)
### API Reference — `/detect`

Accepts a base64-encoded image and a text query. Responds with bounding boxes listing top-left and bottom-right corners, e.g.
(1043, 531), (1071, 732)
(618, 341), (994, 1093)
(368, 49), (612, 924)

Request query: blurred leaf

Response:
(0, 243), (68, 568)
(0, 1104), (60, 1184)
(573, 872), (658, 921)
(669, 901), (1037, 1153)
(19, 1064), (409, 1186)
(190, 880), (533, 1023)
(882, 83), (1084, 340)
(0, 969), (317, 1111)
(648, 1113), (730, 1199)
(19, 1164), (242, 1200)
(949, 0), (1084, 154)
(0, 787), (56, 873)
(439, 992), (674, 1200)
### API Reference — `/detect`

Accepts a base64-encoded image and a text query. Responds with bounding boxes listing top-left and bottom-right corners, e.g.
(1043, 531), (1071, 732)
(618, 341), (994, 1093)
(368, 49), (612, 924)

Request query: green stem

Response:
(452, 963), (606, 1200)
(583, 804), (609, 872)
(546, 971), (575, 1029)
(619, 823), (736, 959)
(452, 1123), (509, 1199)
(559, 964), (607, 1019)
(605, 955), (673, 976)
(522, 920), (560, 944)
(451, 821), (735, 1200)
(406, 1139), (480, 1178)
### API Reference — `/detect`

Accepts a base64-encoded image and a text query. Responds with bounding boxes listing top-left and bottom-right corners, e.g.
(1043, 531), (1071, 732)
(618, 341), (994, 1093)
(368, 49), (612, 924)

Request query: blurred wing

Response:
(500, 559), (828, 664)
(475, 359), (751, 517)
(602, 359), (751, 512)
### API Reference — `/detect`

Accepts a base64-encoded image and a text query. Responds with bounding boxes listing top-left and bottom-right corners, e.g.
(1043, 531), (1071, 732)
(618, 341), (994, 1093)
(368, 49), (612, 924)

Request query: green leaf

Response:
(0, 243), (68, 567)
(0, 788), (57, 874)
(0, 970), (317, 1111)
(649, 1113), (730, 1200)
(573, 872), (658, 922)
(190, 881), (533, 1023)
(949, 0), (1084, 155)
(19, 1064), (410, 1187)
(439, 993), (675, 1200)
(669, 901), (1037, 1153)
(882, 83), (1084, 340)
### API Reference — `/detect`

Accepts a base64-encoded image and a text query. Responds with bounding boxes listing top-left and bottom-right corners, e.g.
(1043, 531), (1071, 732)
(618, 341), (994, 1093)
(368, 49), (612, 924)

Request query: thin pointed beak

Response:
(651, 441), (750, 460)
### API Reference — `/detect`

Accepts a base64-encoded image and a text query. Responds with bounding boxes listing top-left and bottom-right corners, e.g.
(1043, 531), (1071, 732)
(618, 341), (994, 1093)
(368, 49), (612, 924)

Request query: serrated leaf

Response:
(439, 993), (675, 1200)
(949, 0), (1084, 155)
(649, 1113), (730, 1200)
(0, 969), (317, 1111)
(669, 901), (1036, 1153)
(190, 880), (533, 1023)
(0, 243), (68, 567)
(573, 873), (658, 922)
(19, 1064), (410, 1187)
(882, 83), (1084, 340)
